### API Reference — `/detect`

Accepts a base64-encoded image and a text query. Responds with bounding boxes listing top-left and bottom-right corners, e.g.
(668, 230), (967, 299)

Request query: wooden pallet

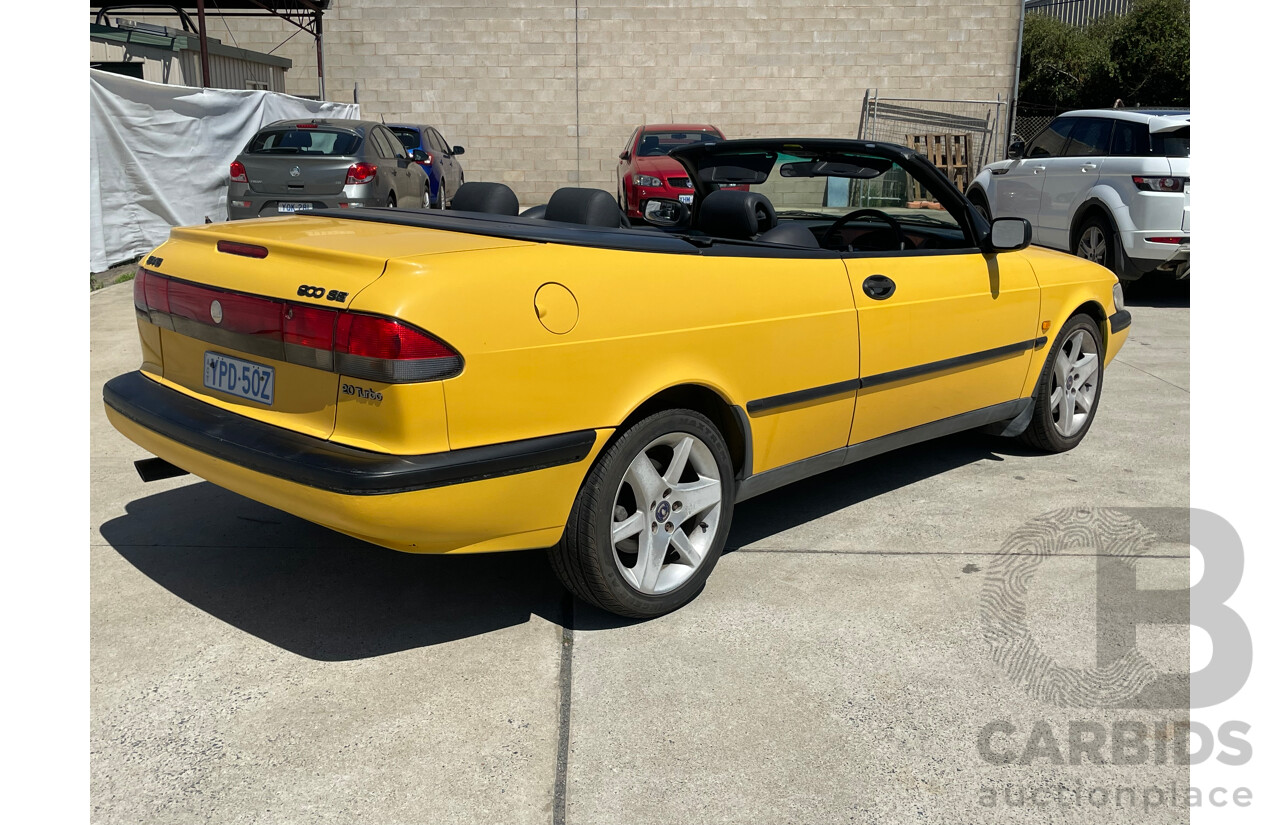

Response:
(909, 134), (971, 195)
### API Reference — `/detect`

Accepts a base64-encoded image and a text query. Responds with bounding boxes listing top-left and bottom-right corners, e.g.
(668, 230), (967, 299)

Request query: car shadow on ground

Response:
(99, 430), (1035, 652)
(1124, 276), (1189, 308)
(100, 484), (571, 661)
(723, 430), (1026, 551)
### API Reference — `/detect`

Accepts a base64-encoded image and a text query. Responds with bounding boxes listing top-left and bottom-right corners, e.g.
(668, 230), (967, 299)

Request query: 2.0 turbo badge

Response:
(341, 382), (383, 402)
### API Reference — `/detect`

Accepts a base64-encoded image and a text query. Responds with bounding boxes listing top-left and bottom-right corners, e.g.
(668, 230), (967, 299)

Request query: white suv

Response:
(967, 109), (1189, 284)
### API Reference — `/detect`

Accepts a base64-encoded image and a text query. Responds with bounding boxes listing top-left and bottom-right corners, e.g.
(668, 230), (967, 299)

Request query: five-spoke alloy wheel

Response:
(549, 409), (734, 618)
(1020, 313), (1105, 452)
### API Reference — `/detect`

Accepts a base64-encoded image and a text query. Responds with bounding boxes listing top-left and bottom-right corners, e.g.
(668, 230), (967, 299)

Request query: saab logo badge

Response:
(145, 255), (163, 267)
(210, 299), (224, 324)
(290, 166), (301, 178)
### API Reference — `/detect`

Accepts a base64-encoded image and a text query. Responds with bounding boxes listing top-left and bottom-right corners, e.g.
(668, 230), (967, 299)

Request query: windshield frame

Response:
(668, 138), (986, 249)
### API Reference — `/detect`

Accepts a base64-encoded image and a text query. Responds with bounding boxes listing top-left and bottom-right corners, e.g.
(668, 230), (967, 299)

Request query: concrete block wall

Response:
(163, 0), (1022, 205)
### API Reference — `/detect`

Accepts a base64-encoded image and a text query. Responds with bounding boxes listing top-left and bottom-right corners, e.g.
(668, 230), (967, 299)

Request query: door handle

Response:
(1081, 163), (1097, 171)
(862, 274), (896, 300)
(1031, 166), (1045, 174)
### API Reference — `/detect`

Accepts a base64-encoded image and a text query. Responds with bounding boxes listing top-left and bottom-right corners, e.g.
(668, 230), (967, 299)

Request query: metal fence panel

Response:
(858, 92), (1008, 193)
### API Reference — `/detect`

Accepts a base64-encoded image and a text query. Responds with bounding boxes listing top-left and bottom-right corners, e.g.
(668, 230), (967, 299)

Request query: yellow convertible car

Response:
(105, 138), (1130, 618)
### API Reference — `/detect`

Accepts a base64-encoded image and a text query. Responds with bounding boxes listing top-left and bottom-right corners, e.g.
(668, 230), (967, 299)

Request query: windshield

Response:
(247, 128), (362, 156)
(638, 130), (722, 157)
(700, 149), (960, 228)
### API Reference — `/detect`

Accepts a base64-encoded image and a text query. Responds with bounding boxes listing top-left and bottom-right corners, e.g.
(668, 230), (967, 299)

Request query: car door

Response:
(990, 117), (1076, 243)
(1038, 117), (1112, 251)
(376, 126), (419, 206)
(617, 127), (639, 207)
(843, 173), (1042, 447)
(430, 128), (461, 201)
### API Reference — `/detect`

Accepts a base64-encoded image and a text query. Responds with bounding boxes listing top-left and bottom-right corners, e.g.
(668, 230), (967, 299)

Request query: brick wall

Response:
(165, 0), (1022, 205)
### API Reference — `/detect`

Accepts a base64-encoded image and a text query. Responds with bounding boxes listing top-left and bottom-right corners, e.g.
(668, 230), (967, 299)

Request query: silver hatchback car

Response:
(227, 119), (430, 220)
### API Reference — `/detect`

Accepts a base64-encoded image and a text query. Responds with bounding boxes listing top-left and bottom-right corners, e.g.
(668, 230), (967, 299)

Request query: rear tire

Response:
(1019, 314), (1104, 453)
(386, 192), (397, 209)
(1075, 215), (1116, 273)
(548, 409), (734, 618)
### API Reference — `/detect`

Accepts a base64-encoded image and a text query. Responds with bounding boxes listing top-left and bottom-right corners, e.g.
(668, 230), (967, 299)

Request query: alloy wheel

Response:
(1049, 329), (1100, 438)
(609, 432), (723, 595)
(1077, 226), (1107, 264)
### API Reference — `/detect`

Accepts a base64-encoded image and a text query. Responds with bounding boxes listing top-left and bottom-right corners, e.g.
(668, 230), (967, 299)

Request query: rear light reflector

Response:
(346, 162), (378, 185)
(230, 160), (248, 183)
(1132, 176), (1187, 192)
(135, 270), (461, 383)
(217, 240), (269, 258)
(1145, 236), (1188, 244)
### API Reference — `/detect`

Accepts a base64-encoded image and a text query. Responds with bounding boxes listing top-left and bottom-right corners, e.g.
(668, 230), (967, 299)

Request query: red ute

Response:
(616, 124), (727, 219)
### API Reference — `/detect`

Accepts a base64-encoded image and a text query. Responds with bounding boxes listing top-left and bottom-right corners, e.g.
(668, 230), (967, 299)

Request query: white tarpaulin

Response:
(90, 69), (359, 271)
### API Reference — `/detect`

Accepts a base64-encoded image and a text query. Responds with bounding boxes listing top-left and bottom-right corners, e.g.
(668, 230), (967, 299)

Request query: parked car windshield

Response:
(696, 149), (960, 228)
(246, 128), (362, 156)
(638, 131), (721, 156)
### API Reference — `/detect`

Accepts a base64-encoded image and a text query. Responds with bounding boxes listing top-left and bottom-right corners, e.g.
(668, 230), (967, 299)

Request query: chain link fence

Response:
(857, 91), (1009, 193)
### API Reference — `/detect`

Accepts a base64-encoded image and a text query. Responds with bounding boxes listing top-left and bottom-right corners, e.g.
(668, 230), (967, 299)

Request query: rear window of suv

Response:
(247, 128), (362, 155)
(1110, 121), (1190, 158)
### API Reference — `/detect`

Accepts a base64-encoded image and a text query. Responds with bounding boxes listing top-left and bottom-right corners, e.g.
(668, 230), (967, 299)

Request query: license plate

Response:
(204, 351), (275, 405)
(678, 194), (694, 205)
(277, 202), (313, 213)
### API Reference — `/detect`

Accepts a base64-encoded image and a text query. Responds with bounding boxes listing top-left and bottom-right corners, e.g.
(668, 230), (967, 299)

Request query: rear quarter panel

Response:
(349, 242), (860, 474)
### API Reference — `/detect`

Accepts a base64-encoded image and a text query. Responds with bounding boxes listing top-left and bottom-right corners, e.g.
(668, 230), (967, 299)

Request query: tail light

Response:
(134, 270), (462, 383)
(419, 151), (434, 167)
(230, 160), (248, 183)
(346, 162), (378, 185)
(1132, 176), (1187, 192)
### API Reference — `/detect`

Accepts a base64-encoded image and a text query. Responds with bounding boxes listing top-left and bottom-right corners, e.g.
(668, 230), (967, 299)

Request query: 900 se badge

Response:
(297, 284), (349, 302)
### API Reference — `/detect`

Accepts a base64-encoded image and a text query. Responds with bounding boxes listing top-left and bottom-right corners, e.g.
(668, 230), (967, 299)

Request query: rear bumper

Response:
(103, 371), (608, 553)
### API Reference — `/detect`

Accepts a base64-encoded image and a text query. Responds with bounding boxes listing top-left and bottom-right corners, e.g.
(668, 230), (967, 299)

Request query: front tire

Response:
(967, 188), (991, 223)
(1019, 314), (1104, 453)
(548, 410), (734, 618)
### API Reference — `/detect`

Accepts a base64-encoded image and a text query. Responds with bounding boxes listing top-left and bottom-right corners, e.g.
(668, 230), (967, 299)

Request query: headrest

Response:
(698, 190), (777, 240)
(545, 188), (625, 228)
(449, 182), (520, 215)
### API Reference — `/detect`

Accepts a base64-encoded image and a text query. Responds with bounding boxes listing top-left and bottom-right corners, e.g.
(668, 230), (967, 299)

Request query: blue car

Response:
(388, 124), (466, 208)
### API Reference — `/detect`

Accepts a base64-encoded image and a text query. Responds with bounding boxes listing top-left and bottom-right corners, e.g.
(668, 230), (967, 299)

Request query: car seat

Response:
(697, 190), (777, 240)
(544, 188), (629, 228)
(449, 182), (520, 215)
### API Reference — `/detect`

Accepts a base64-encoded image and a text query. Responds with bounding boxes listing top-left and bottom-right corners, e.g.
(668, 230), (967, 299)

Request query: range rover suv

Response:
(967, 109), (1189, 285)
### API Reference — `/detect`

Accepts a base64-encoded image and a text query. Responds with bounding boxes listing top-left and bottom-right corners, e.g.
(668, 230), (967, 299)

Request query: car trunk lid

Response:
(135, 215), (533, 441)
(241, 154), (355, 197)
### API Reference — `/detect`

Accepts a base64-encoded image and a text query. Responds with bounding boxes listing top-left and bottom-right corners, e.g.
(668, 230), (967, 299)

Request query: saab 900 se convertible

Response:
(104, 138), (1131, 618)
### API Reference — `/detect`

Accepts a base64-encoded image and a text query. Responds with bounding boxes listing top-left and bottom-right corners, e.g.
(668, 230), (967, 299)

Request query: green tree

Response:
(1019, 0), (1189, 109)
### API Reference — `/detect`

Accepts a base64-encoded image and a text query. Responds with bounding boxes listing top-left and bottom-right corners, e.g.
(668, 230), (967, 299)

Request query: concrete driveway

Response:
(91, 279), (1190, 824)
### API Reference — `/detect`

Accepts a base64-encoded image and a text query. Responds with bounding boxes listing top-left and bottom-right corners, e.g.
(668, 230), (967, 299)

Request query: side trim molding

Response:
(745, 337), (1046, 416)
(735, 398), (1031, 502)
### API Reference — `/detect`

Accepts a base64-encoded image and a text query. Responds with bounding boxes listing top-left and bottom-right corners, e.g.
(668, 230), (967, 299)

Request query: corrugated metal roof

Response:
(90, 23), (292, 69)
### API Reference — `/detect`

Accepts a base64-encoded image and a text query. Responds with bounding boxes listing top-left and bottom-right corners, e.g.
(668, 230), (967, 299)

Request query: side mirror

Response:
(452, 145), (465, 156)
(1007, 138), (1025, 159)
(619, 151), (631, 161)
(986, 217), (1032, 252)
(411, 149), (428, 162)
(642, 199), (690, 227)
